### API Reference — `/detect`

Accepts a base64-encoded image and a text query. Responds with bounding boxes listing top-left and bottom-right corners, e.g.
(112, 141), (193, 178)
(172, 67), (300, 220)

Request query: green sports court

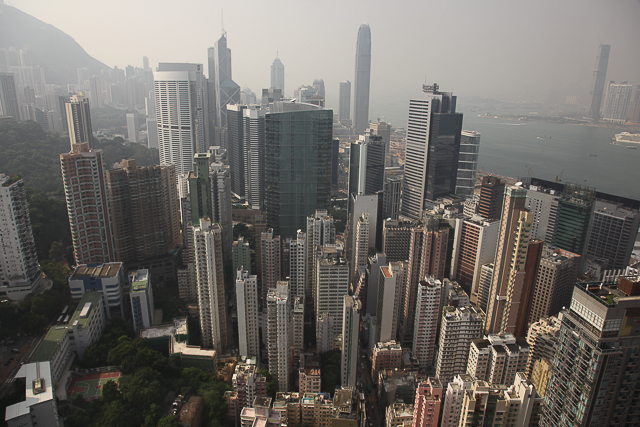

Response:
(68, 371), (121, 400)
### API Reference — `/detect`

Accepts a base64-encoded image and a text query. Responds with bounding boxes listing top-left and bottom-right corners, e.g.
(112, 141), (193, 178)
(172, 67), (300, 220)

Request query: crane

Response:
(555, 169), (564, 183)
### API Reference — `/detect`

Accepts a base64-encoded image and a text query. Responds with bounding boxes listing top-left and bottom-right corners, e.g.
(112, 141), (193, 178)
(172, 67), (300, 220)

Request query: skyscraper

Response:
(542, 281), (640, 426)
(413, 378), (443, 427)
(338, 80), (351, 123)
(265, 102), (333, 238)
(401, 85), (463, 220)
(0, 174), (41, 299)
(243, 106), (267, 209)
(0, 72), (20, 121)
(154, 66), (201, 175)
(60, 143), (114, 265)
(236, 268), (260, 359)
(340, 295), (361, 388)
(477, 175), (505, 220)
(260, 229), (281, 302)
(435, 306), (484, 383)
(66, 92), (93, 149)
(348, 130), (386, 198)
(226, 104), (247, 200)
(271, 57), (284, 94)
(315, 244), (350, 344)
(375, 263), (405, 343)
(213, 33), (240, 128)
(550, 182), (595, 256)
(106, 160), (180, 263)
(126, 113), (139, 142)
(588, 44), (611, 121)
(193, 220), (228, 352)
(412, 276), (443, 370)
(353, 24), (371, 134)
(455, 131), (481, 196)
(267, 281), (290, 391)
(602, 81), (633, 124)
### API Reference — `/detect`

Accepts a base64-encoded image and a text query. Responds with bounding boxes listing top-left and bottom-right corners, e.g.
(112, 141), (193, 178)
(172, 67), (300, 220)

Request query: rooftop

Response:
(5, 362), (54, 421)
(31, 325), (69, 362)
(71, 263), (122, 280)
(68, 291), (103, 329)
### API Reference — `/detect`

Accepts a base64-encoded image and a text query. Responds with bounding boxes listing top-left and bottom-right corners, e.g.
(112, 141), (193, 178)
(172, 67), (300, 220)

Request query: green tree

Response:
(101, 380), (119, 403)
(257, 369), (277, 399)
(157, 415), (181, 427)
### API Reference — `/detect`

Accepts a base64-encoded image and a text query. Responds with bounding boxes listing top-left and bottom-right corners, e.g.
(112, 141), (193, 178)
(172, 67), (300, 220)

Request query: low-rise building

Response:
(331, 387), (358, 427)
(412, 377), (443, 427)
(299, 366), (321, 394)
(69, 262), (125, 319)
(178, 395), (204, 427)
(386, 403), (414, 427)
(129, 269), (154, 332)
(371, 341), (402, 383)
(5, 362), (60, 427)
(240, 397), (282, 427)
(69, 291), (106, 360)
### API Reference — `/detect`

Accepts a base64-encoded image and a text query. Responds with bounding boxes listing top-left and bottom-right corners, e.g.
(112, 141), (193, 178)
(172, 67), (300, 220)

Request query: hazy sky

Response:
(9, 0), (640, 124)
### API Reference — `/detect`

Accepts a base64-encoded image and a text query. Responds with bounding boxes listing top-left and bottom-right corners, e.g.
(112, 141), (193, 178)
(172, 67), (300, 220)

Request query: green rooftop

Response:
(68, 291), (103, 329)
(131, 280), (147, 293)
(31, 325), (69, 362)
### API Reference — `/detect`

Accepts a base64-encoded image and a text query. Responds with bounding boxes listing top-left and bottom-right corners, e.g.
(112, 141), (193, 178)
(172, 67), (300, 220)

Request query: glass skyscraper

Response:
(265, 102), (333, 238)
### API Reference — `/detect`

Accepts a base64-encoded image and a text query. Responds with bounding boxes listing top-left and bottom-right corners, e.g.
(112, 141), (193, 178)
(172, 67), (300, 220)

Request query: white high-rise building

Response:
(412, 276), (443, 370)
(375, 262), (405, 343)
(65, 91), (93, 149)
(524, 183), (559, 241)
(315, 244), (350, 344)
(435, 305), (485, 383)
(271, 57), (284, 94)
(455, 130), (481, 196)
(208, 152), (233, 262)
(194, 220), (228, 352)
(0, 174), (42, 300)
(236, 268), (260, 360)
(288, 230), (306, 303)
(153, 64), (204, 175)
(267, 282), (290, 391)
(129, 269), (154, 332)
(401, 86), (463, 220)
(340, 295), (361, 388)
(243, 107), (266, 209)
(306, 210), (336, 299)
(292, 296), (304, 362)
(353, 213), (370, 271)
(440, 374), (475, 427)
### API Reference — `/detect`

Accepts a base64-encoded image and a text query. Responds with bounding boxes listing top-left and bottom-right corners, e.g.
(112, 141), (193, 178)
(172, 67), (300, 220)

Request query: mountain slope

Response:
(0, 4), (110, 85)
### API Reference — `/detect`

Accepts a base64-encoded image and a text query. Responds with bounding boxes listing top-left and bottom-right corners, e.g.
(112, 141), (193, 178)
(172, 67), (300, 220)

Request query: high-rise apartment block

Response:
(232, 236), (252, 275)
(542, 281), (640, 426)
(287, 230), (306, 303)
(126, 113), (139, 142)
(315, 244), (350, 344)
(382, 177), (402, 221)
(371, 340), (402, 383)
(265, 102), (332, 238)
(260, 229), (281, 302)
(352, 213), (370, 271)
(528, 245), (580, 324)
(267, 282), (290, 392)
(0, 174), (44, 300)
(466, 334), (529, 386)
(524, 315), (560, 378)
(353, 24), (371, 134)
(66, 91), (93, 148)
(236, 269), (260, 360)
(348, 130), (386, 198)
(474, 263), (494, 314)
(129, 269), (154, 332)
(193, 220), (228, 352)
(307, 210), (336, 299)
(401, 85), (463, 220)
(602, 81), (633, 124)
(455, 130), (480, 196)
(375, 263), (405, 343)
(485, 185), (532, 336)
(340, 296), (361, 388)
(435, 305), (484, 383)
(524, 183), (559, 240)
(412, 378), (443, 427)
(106, 159), (180, 263)
(440, 374), (474, 427)
(0, 72), (21, 121)
(60, 143), (114, 265)
(382, 219), (414, 262)
(412, 277), (443, 370)
(477, 176), (505, 220)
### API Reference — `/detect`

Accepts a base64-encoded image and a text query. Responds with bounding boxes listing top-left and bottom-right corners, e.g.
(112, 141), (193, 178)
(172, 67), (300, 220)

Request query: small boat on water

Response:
(589, 154), (597, 157)
(615, 132), (640, 144)
(627, 146), (638, 150)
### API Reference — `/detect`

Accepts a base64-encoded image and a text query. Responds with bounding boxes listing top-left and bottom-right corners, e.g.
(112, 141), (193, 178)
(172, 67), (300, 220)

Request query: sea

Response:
(379, 106), (640, 201)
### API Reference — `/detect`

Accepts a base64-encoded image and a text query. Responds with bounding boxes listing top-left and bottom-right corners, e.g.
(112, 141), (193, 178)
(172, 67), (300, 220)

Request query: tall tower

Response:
(287, 230), (307, 303)
(375, 263), (405, 343)
(340, 295), (361, 388)
(226, 104), (247, 200)
(267, 281), (290, 391)
(243, 106), (267, 209)
(412, 277), (443, 370)
(588, 44), (611, 121)
(260, 229), (281, 302)
(153, 67), (201, 175)
(315, 244), (350, 344)
(236, 268), (260, 359)
(401, 84), (463, 220)
(306, 210), (336, 300)
(0, 174), (40, 290)
(455, 131), (481, 196)
(214, 33), (240, 128)
(477, 176), (505, 220)
(542, 281), (640, 426)
(550, 182), (595, 256)
(106, 160), (180, 263)
(60, 143), (114, 265)
(66, 92), (93, 149)
(484, 185), (532, 336)
(0, 73), (21, 121)
(353, 24), (371, 134)
(193, 220), (228, 352)
(435, 306), (484, 383)
(339, 80), (351, 123)
(265, 102), (333, 238)
(271, 57), (284, 94)
(602, 81), (633, 124)
(348, 130), (386, 198)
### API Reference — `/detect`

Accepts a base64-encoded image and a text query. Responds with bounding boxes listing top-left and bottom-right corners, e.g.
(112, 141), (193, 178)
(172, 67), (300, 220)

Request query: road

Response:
(359, 353), (382, 427)
(0, 331), (48, 399)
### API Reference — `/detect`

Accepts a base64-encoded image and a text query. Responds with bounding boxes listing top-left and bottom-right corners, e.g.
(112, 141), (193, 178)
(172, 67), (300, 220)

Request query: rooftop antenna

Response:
(221, 9), (226, 37)
(422, 83), (440, 94)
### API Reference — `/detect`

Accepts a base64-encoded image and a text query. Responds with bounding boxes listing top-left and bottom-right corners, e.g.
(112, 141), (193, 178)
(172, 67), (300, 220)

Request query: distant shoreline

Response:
(476, 114), (640, 132)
